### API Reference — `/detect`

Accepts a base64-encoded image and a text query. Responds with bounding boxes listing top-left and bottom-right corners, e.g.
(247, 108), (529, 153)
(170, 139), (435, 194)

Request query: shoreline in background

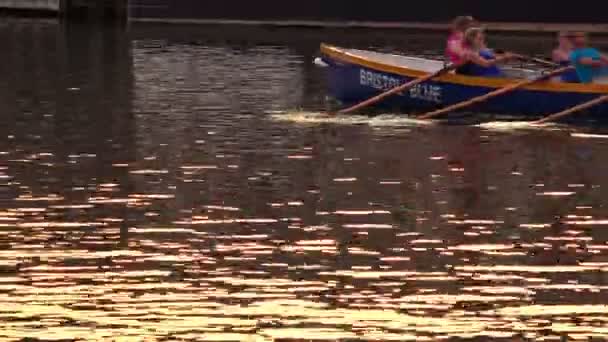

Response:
(129, 18), (608, 34)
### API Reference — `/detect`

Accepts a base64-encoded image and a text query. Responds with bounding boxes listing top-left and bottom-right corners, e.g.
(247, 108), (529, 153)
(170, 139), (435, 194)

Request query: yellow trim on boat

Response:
(320, 44), (608, 94)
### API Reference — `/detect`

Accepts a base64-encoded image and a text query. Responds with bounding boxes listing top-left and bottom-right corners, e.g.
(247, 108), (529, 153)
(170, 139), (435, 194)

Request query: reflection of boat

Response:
(319, 44), (608, 119)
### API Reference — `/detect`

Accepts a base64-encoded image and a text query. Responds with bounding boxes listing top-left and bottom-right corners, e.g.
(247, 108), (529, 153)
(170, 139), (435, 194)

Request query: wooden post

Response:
(59, 0), (127, 22)
(59, 0), (69, 19)
(114, 0), (127, 22)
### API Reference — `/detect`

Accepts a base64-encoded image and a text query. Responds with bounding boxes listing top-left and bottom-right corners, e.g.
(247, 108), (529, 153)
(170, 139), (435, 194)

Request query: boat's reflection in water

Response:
(2, 20), (608, 341)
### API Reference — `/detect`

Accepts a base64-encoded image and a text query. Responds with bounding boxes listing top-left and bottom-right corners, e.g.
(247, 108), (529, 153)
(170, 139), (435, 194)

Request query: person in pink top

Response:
(446, 16), (477, 66)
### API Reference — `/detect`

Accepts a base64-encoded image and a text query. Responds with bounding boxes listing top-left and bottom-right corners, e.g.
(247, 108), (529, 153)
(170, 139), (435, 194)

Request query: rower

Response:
(552, 31), (579, 82)
(569, 31), (608, 83)
(553, 32), (573, 63)
(455, 27), (515, 77)
(445, 16), (476, 66)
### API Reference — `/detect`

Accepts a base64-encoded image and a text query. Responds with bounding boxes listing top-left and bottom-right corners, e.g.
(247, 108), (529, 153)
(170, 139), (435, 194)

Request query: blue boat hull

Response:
(321, 52), (608, 121)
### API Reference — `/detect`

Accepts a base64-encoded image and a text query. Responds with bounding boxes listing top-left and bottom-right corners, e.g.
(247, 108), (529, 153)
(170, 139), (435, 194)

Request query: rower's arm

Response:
(552, 49), (569, 62)
(466, 52), (512, 67)
(578, 57), (603, 67)
(466, 52), (495, 67)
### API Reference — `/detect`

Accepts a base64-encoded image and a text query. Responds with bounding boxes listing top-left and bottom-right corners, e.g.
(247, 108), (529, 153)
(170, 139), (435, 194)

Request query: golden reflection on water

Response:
(6, 192), (605, 338)
(2, 195), (608, 340)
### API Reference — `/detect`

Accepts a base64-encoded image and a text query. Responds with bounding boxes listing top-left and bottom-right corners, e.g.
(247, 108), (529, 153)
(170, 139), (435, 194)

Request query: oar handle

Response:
(418, 66), (573, 120)
(335, 64), (457, 115)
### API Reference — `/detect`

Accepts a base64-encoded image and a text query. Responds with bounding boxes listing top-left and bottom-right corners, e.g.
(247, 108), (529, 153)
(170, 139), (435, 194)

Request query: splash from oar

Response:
(268, 110), (435, 127)
(476, 120), (556, 132)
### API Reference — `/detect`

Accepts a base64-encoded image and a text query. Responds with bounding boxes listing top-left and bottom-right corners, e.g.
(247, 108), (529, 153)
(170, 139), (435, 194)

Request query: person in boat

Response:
(445, 16), (476, 66)
(553, 31), (573, 63)
(569, 31), (608, 83)
(455, 27), (515, 77)
(552, 31), (579, 82)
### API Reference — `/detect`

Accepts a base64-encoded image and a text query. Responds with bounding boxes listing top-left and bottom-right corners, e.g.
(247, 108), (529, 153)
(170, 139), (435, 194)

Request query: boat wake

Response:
(268, 110), (435, 127)
(269, 111), (582, 134)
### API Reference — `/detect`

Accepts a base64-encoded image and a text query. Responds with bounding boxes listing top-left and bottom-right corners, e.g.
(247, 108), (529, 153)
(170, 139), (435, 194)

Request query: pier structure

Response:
(0, 0), (126, 20)
(1, 0), (608, 33)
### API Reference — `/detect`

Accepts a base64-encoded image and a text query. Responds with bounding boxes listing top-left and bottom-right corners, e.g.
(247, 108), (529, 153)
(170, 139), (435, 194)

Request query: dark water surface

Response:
(2, 20), (608, 341)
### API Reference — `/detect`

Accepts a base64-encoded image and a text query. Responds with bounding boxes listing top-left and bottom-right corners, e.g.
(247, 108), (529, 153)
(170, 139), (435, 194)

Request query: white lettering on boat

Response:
(360, 69), (400, 91)
(409, 84), (442, 103)
(359, 69), (442, 103)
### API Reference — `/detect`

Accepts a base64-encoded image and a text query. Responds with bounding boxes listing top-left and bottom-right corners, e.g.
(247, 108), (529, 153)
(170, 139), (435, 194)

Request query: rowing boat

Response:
(318, 44), (608, 119)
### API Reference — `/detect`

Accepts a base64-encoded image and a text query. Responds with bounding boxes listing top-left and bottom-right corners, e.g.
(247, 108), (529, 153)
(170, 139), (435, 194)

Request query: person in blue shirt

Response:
(569, 31), (608, 83)
(456, 27), (515, 77)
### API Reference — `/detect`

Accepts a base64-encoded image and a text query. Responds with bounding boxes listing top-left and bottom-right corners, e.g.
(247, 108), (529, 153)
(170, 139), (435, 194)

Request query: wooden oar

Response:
(418, 66), (573, 120)
(495, 51), (558, 67)
(332, 64), (458, 115)
(524, 57), (558, 68)
(528, 57), (559, 68)
(533, 94), (608, 124)
(513, 54), (558, 68)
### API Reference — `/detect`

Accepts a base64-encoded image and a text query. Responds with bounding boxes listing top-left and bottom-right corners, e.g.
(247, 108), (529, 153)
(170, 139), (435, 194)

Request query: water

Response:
(2, 19), (608, 341)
